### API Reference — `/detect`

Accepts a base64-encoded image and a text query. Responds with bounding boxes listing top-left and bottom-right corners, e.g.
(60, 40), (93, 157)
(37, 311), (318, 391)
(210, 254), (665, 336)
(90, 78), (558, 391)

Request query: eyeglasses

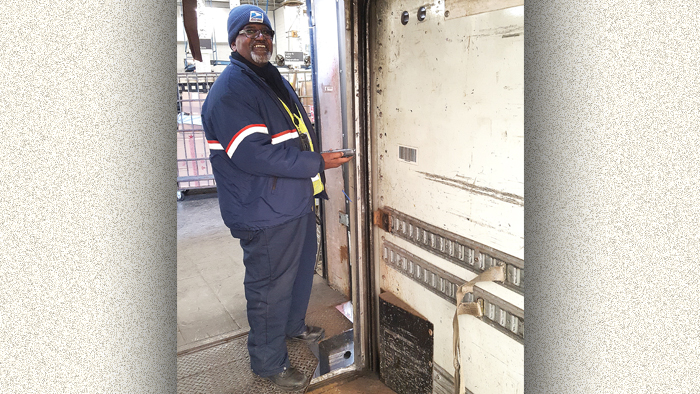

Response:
(238, 28), (274, 39)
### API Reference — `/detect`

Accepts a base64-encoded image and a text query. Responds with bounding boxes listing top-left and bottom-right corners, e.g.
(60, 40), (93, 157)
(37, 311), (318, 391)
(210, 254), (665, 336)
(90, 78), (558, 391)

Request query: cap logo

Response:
(249, 11), (263, 23)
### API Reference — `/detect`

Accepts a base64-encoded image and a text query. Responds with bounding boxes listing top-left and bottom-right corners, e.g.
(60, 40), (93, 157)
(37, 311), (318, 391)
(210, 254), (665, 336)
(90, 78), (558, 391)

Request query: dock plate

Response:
(178, 336), (319, 394)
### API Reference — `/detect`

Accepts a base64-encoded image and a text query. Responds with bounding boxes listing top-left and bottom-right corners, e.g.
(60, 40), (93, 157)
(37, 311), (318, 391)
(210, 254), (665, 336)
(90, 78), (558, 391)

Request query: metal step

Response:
(177, 336), (319, 394)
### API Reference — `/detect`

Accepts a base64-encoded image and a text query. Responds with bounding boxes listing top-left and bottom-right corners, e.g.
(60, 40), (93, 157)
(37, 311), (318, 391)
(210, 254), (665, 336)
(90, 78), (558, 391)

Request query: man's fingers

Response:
(321, 152), (342, 160)
(322, 152), (354, 169)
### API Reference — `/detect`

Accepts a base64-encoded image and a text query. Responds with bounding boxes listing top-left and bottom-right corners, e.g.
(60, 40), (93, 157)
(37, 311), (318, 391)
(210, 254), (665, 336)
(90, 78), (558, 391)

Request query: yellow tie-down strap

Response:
(279, 99), (324, 195)
(452, 265), (506, 394)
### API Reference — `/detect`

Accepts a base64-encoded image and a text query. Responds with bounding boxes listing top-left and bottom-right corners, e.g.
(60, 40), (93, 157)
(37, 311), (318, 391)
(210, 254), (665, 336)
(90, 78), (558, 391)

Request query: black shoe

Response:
(289, 325), (325, 343)
(266, 367), (308, 391)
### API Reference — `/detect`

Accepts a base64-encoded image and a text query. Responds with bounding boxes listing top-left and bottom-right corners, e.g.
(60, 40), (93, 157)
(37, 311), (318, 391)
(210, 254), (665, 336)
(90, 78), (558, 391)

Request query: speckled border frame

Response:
(1, 0), (700, 392)
(524, 1), (700, 392)
(0, 1), (177, 392)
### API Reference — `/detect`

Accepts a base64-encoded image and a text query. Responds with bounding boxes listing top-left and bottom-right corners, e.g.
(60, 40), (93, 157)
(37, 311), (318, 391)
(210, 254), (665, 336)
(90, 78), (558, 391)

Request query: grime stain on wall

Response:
(418, 171), (523, 206)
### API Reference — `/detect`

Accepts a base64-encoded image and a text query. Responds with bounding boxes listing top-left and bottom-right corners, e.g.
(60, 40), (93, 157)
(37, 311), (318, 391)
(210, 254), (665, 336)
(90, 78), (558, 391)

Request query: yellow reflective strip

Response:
(280, 99), (324, 195)
(279, 99), (314, 151)
(312, 175), (324, 195)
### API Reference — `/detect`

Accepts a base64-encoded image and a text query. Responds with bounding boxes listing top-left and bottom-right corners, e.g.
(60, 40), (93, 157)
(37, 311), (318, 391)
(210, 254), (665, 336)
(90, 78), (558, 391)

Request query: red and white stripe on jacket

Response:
(207, 125), (299, 157)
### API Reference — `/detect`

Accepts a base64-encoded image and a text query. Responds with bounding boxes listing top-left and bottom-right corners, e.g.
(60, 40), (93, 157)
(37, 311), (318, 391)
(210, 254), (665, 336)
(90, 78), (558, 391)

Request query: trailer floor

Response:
(307, 374), (397, 394)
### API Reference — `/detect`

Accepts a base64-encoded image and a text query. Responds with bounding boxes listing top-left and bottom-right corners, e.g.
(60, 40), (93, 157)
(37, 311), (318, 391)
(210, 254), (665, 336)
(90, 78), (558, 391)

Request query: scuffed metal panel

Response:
(371, 2), (524, 259)
(418, 172), (524, 207)
(369, 0), (524, 393)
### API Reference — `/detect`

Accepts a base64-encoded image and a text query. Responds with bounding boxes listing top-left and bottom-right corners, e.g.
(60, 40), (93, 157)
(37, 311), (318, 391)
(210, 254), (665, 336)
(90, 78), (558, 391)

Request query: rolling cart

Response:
(177, 72), (219, 200)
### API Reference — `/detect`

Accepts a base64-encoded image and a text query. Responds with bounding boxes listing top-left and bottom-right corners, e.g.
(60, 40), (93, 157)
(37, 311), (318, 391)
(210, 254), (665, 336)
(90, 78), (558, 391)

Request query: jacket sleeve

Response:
(208, 89), (323, 180)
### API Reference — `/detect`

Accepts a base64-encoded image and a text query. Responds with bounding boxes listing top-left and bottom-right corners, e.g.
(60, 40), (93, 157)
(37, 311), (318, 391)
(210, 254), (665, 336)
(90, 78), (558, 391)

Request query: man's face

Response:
(231, 23), (273, 67)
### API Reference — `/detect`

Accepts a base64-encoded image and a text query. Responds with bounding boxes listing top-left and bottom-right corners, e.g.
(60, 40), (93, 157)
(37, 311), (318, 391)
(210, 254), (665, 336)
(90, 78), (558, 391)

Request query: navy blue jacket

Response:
(202, 58), (327, 233)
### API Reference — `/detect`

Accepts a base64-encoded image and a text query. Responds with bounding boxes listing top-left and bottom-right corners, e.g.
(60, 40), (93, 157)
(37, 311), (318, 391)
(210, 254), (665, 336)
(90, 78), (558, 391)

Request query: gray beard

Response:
(251, 51), (272, 64)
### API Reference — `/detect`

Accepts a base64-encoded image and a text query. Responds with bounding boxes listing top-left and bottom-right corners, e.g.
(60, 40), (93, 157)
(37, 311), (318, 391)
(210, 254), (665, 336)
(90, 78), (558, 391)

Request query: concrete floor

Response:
(177, 192), (249, 352)
(177, 191), (394, 393)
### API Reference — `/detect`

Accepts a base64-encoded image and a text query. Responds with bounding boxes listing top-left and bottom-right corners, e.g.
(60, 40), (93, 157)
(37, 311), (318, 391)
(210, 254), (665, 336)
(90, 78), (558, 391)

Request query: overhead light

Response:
(281, 0), (304, 6)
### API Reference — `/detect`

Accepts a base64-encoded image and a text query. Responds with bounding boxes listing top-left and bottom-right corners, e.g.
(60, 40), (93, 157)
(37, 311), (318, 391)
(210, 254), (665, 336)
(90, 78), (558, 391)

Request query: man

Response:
(201, 4), (353, 391)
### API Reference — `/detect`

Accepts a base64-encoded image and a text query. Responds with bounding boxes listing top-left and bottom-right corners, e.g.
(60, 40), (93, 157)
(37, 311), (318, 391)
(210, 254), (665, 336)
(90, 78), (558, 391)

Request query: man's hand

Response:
(322, 151), (354, 169)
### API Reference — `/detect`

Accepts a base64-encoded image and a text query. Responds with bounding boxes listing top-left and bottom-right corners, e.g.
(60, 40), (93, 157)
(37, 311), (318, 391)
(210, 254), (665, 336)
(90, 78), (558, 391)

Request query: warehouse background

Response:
(177, 0), (312, 73)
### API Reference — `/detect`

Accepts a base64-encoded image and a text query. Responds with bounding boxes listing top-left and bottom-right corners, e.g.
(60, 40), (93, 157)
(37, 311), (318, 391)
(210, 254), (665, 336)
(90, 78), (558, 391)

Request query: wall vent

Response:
(398, 145), (417, 163)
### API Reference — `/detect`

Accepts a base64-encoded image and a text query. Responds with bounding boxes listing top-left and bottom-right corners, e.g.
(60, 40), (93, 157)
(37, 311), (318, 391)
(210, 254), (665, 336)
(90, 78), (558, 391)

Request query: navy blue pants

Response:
(233, 212), (317, 377)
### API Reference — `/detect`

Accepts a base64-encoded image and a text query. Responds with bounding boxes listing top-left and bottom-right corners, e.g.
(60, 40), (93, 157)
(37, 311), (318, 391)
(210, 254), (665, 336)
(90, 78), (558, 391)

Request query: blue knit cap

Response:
(227, 5), (273, 45)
